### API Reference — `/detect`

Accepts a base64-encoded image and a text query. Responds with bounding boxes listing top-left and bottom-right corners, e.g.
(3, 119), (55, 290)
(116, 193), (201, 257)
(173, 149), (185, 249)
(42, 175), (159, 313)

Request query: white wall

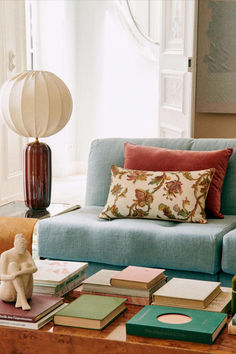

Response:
(75, 0), (159, 165)
(32, 0), (79, 175)
(0, 0), (26, 203)
(33, 0), (159, 174)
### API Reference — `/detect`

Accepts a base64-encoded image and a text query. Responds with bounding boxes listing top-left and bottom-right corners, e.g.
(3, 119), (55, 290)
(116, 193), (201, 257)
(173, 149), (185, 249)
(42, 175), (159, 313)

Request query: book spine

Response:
(33, 286), (55, 294)
(126, 296), (150, 306)
(54, 269), (86, 292)
(110, 279), (148, 289)
(0, 318), (38, 329)
(82, 284), (150, 297)
(151, 299), (231, 313)
(0, 314), (34, 322)
(0, 307), (62, 329)
(34, 269), (86, 291)
(55, 274), (86, 296)
(83, 277), (167, 298)
(151, 297), (203, 309)
(34, 274), (85, 296)
(71, 289), (150, 305)
(126, 324), (213, 344)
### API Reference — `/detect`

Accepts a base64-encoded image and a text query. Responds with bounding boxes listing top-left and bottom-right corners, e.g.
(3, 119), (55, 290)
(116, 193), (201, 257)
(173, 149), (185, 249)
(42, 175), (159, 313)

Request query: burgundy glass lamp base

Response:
(24, 139), (52, 210)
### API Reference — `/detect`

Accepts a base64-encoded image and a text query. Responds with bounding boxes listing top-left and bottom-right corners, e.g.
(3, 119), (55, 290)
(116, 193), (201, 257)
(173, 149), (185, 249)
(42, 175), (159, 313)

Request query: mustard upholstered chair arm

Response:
(0, 216), (38, 255)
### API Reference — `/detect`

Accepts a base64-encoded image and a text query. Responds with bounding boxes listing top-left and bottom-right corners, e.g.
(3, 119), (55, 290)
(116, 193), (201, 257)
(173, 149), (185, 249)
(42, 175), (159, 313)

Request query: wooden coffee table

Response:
(0, 304), (235, 354)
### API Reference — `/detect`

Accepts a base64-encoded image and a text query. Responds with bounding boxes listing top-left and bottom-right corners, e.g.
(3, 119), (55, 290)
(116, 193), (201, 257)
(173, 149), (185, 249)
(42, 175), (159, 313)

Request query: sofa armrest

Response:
(0, 216), (38, 255)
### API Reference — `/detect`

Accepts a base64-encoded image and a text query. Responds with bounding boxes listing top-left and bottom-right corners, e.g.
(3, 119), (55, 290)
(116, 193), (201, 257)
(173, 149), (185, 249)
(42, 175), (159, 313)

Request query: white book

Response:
(152, 278), (221, 309)
(33, 259), (88, 285)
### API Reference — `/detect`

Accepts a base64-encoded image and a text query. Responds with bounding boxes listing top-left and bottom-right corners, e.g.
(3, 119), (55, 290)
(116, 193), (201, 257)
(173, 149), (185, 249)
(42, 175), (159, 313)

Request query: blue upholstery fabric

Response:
(85, 138), (236, 214)
(222, 229), (236, 274)
(38, 207), (236, 275)
(190, 139), (236, 215)
(219, 271), (233, 287)
(37, 138), (236, 283)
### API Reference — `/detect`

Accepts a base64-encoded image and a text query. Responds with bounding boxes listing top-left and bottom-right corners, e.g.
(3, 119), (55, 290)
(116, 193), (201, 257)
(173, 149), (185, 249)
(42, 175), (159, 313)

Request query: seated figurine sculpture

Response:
(0, 233), (37, 310)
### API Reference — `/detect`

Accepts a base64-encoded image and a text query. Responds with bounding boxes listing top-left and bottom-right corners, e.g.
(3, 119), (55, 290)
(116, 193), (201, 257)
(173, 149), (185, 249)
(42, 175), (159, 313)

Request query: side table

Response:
(0, 200), (80, 219)
(0, 200), (80, 259)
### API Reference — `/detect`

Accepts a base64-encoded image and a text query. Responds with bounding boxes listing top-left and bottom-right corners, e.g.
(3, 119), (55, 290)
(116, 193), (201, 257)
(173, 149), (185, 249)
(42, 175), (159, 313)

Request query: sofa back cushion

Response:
(124, 143), (233, 218)
(85, 138), (236, 215)
(99, 165), (215, 223)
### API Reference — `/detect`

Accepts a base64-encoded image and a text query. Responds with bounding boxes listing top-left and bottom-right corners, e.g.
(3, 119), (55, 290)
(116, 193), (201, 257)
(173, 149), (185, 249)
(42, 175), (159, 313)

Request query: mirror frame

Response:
(126, 0), (159, 45)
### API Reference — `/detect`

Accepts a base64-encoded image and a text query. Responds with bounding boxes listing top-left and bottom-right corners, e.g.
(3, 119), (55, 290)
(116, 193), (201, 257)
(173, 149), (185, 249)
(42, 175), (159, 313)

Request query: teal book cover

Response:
(126, 305), (227, 344)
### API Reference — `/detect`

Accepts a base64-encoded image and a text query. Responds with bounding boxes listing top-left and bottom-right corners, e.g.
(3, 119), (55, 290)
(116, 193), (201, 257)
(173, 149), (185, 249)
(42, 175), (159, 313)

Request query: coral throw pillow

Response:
(99, 165), (215, 224)
(124, 143), (233, 218)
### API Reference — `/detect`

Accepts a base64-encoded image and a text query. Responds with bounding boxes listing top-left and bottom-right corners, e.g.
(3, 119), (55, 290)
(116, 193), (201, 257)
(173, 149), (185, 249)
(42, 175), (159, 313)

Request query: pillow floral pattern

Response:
(99, 165), (215, 224)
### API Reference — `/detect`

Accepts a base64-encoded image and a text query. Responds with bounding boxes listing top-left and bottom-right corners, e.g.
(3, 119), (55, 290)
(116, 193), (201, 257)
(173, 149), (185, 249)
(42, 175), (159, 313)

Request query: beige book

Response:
(204, 287), (231, 313)
(152, 287), (231, 313)
(152, 278), (221, 309)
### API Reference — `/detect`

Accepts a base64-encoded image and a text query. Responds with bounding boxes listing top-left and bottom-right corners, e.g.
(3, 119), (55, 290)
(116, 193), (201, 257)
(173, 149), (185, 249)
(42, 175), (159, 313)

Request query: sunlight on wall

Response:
(30, 0), (159, 172)
(96, 8), (158, 139)
(30, 0), (78, 176)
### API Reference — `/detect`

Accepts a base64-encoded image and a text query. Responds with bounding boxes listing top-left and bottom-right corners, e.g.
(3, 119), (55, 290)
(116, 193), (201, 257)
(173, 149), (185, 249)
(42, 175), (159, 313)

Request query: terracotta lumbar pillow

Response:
(124, 143), (233, 219)
(99, 165), (215, 224)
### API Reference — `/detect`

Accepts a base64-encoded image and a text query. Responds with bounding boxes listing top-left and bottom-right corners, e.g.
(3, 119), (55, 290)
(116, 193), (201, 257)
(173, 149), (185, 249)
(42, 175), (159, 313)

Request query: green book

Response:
(126, 305), (227, 344)
(54, 294), (126, 330)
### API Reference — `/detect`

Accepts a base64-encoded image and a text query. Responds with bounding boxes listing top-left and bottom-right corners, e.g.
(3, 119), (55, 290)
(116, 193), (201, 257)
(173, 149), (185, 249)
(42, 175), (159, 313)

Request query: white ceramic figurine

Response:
(0, 233), (37, 310)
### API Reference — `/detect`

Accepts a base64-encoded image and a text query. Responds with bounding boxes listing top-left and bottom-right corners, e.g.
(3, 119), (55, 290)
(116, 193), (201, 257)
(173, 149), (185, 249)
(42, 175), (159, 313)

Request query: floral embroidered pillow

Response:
(99, 165), (215, 224)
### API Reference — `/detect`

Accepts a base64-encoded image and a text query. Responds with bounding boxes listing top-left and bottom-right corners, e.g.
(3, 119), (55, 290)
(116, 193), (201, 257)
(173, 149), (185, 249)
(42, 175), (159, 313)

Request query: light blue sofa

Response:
(38, 138), (236, 286)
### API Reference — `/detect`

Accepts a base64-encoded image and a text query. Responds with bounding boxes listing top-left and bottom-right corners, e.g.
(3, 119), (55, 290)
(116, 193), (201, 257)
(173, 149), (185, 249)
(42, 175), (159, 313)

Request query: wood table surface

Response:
(0, 303), (236, 354)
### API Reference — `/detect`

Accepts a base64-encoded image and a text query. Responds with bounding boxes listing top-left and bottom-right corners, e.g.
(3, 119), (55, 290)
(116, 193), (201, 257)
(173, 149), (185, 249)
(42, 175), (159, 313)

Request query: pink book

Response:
(110, 266), (165, 290)
(0, 294), (63, 322)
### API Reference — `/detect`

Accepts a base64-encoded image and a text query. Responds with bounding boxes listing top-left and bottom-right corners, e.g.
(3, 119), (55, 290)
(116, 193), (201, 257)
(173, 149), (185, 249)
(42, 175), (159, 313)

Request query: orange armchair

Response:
(0, 216), (37, 255)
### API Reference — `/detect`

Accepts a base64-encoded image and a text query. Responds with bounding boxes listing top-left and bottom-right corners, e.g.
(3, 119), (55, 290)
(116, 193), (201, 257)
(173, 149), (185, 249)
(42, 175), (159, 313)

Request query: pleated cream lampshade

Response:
(0, 70), (72, 138)
(0, 70), (73, 211)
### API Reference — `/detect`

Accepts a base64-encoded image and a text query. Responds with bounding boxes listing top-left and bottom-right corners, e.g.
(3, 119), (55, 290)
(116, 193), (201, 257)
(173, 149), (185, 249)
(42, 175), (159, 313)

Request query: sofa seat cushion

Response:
(222, 229), (236, 274)
(38, 207), (236, 275)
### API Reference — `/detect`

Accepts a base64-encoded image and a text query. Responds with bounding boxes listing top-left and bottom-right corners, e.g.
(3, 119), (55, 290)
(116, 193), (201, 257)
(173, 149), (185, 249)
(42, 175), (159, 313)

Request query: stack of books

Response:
(73, 266), (167, 305)
(33, 259), (88, 296)
(151, 278), (232, 313)
(0, 294), (66, 329)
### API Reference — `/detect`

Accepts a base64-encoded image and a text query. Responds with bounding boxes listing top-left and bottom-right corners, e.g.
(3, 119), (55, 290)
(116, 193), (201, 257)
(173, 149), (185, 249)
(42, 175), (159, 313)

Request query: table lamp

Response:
(0, 70), (73, 210)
